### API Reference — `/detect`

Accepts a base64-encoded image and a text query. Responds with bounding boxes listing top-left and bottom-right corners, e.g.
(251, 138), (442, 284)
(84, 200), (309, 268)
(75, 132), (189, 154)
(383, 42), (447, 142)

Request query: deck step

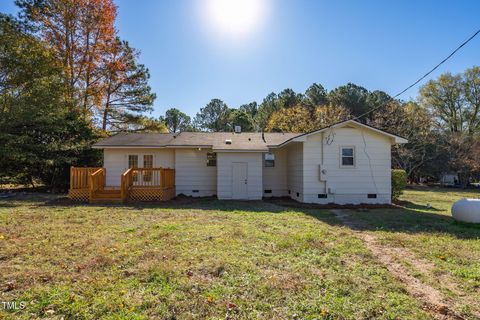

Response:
(95, 192), (121, 197)
(91, 189), (122, 202)
(98, 189), (121, 195)
(90, 199), (122, 203)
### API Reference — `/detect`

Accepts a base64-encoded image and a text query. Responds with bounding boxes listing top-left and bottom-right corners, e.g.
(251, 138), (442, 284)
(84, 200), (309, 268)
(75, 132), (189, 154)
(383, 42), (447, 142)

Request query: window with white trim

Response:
(341, 147), (355, 167)
(207, 152), (217, 166)
(264, 153), (275, 167)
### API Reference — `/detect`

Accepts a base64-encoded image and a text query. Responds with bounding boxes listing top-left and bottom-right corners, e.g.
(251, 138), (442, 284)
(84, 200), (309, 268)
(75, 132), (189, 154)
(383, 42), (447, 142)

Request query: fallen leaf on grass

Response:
(4, 281), (15, 292)
(226, 302), (237, 311)
(44, 309), (55, 315)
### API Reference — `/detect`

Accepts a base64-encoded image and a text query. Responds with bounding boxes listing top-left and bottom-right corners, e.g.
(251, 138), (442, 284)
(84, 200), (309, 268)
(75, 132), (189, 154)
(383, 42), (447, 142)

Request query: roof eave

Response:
(212, 149), (268, 152)
(92, 145), (169, 149)
(395, 137), (409, 144)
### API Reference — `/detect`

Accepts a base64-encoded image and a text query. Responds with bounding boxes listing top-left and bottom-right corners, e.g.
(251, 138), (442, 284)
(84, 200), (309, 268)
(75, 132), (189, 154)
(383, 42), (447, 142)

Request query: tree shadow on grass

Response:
(299, 204), (480, 240)
(32, 194), (299, 214)
(264, 198), (480, 240)
(24, 194), (341, 226)
(344, 207), (480, 240)
(5, 193), (479, 239)
(396, 200), (443, 212)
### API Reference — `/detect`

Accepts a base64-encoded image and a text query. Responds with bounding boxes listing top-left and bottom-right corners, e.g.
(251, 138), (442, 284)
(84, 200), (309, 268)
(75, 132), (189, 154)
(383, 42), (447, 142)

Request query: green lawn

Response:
(0, 188), (479, 319)
(353, 187), (480, 318)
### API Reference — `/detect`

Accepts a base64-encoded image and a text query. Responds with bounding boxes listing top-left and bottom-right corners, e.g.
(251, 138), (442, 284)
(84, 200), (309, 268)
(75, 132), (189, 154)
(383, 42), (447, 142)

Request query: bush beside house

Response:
(392, 169), (407, 201)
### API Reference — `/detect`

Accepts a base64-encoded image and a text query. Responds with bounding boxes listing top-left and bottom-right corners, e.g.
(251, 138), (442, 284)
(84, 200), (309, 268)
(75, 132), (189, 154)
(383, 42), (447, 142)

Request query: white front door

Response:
(232, 162), (248, 199)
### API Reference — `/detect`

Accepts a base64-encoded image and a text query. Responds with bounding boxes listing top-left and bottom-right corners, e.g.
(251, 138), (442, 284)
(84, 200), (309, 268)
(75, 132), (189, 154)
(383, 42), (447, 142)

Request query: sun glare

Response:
(204, 0), (269, 39)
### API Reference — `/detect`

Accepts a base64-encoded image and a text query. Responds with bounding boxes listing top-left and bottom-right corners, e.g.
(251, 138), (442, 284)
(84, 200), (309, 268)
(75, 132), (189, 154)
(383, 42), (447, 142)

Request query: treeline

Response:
(161, 68), (480, 186)
(181, 83), (391, 133)
(0, 0), (162, 189)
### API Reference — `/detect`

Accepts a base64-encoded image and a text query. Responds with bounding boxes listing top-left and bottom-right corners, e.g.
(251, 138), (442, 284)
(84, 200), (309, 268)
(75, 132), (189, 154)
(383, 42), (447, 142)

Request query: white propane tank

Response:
(451, 198), (480, 223)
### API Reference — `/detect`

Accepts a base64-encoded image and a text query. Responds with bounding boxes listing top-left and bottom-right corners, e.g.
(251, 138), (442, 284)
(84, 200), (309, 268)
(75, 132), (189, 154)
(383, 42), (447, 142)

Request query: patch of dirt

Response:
(331, 209), (466, 320)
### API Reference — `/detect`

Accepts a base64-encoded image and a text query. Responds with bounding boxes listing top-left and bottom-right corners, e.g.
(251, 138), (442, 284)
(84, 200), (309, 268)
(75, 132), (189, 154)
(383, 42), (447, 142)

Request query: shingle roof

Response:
(93, 120), (408, 151)
(93, 131), (302, 151)
(93, 132), (175, 147)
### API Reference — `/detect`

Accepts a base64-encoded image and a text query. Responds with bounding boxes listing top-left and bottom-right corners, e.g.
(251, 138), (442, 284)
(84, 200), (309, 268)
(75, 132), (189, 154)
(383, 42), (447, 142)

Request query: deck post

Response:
(70, 166), (73, 189)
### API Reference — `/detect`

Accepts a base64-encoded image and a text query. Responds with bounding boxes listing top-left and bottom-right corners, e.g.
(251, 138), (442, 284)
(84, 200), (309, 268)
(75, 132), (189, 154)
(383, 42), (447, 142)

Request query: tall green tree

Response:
(327, 83), (371, 118)
(420, 73), (464, 133)
(255, 92), (279, 130)
(16, 0), (118, 118)
(161, 108), (192, 133)
(304, 83), (328, 107)
(239, 102), (258, 119)
(16, 0), (156, 131)
(228, 109), (255, 132)
(366, 90), (393, 116)
(371, 101), (438, 182)
(194, 99), (231, 131)
(127, 116), (168, 133)
(100, 39), (155, 131)
(0, 15), (99, 188)
(266, 104), (350, 133)
(463, 66), (480, 133)
(277, 88), (303, 109)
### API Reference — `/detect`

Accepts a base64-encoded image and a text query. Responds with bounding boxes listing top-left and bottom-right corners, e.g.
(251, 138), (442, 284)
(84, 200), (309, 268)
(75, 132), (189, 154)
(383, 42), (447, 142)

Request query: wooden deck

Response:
(68, 167), (175, 202)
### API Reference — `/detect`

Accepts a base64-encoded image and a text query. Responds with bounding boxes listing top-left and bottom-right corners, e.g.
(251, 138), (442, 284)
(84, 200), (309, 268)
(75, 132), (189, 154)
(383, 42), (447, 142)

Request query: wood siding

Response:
(175, 149), (217, 197)
(262, 148), (288, 197)
(217, 152), (263, 200)
(302, 127), (392, 204)
(103, 148), (175, 186)
(302, 133), (325, 203)
(286, 142), (304, 201)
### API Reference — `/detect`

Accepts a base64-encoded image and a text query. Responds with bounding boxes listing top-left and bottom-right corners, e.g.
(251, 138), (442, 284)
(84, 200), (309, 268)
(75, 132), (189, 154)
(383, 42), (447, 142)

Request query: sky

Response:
(1, 0), (479, 118)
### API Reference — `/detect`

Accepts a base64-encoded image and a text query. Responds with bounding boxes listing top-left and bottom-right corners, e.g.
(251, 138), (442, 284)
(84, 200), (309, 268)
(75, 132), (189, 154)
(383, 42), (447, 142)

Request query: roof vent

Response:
(234, 126), (241, 133)
(225, 139), (232, 145)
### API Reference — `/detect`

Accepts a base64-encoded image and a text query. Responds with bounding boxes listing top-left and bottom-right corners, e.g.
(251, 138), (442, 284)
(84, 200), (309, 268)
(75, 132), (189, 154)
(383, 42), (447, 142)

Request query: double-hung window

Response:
(207, 152), (217, 166)
(264, 153), (275, 167)
(341, 147), (355, 167)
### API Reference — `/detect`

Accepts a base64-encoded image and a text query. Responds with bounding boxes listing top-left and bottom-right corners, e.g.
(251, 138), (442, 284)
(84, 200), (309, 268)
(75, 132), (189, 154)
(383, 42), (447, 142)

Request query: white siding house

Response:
(217, 152), (263, 200)
(175, 149), (216, 197)
(286, 143), (304, 202)
(92, 120), (407, 205)
(103, 148), (174, 186)
(262, 148), (288, 197)
(302, 127), (392, 204)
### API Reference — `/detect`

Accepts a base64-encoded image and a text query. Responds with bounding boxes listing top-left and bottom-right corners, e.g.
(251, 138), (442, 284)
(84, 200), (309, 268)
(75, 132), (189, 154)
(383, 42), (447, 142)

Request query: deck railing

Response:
(162, 168), (175, 188)
(123, 168), (176, 201)
(89, 168), (106, 201)
(121, 168), (134, 201)
(126, 168), (174, 187)
(69, 166), (175, 202)
(70, 167), (102, 190)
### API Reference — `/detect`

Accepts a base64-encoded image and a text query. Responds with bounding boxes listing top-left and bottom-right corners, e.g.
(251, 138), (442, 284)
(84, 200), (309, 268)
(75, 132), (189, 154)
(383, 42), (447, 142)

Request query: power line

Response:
(393, 28), (480, 98)
(353, 27), (480, 121)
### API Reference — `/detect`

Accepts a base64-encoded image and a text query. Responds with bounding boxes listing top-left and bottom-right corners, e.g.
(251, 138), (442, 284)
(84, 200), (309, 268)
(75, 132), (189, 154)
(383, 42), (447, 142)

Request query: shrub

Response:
(392, 169), (407, 201)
